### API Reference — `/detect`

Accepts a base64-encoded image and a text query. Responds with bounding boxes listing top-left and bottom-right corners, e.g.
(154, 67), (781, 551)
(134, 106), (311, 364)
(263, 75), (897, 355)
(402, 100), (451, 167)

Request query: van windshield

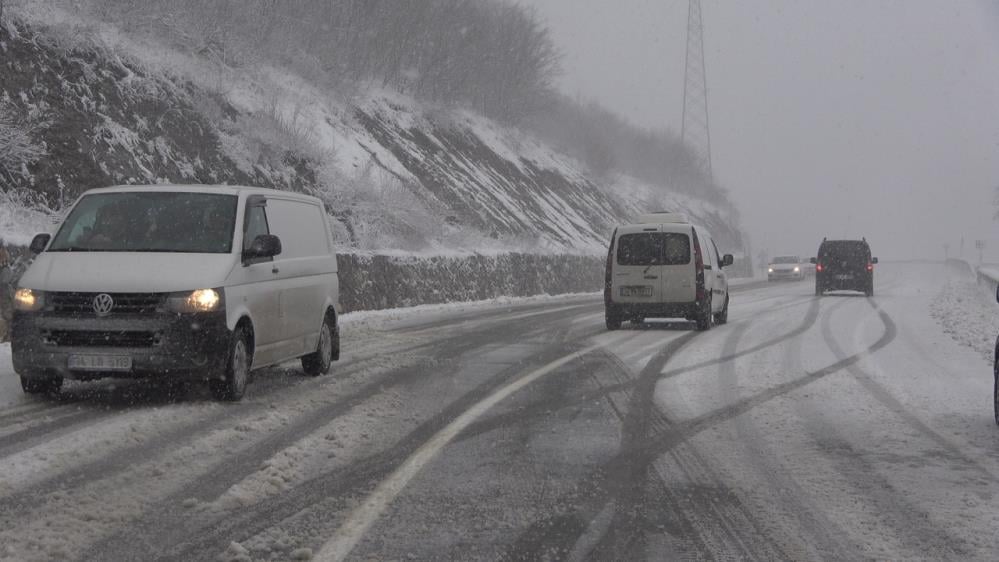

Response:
(48, 192), (238, 253)
(617, 232), (691, 266)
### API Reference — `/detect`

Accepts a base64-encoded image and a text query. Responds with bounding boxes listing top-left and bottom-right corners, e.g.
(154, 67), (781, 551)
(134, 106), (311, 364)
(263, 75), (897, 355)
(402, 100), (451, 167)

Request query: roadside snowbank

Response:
(930, 274), (999, 364)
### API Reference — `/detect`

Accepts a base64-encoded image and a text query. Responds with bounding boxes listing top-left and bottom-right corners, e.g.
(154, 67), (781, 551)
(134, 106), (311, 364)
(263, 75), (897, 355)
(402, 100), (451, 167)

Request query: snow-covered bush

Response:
(0, 99), (48, 183)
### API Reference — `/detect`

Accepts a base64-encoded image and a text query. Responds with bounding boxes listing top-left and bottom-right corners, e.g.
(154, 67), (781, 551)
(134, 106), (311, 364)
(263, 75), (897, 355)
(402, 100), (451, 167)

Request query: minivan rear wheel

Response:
(302, 313), (337, 376)
(210, 327), (251, 402)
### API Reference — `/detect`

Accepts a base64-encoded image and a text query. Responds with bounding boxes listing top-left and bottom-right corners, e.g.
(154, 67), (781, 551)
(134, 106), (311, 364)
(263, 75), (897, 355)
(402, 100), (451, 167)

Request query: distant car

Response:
(604, 212), (734, 331)
(768, 255), (805, 281)
(811, 238), (877, 297)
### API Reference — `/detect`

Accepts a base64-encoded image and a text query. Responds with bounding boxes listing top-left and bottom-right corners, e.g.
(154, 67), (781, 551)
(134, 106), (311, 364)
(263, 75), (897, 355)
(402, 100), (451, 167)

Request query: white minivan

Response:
(604, 213), (734, 331)
(11, 185), (341, 401)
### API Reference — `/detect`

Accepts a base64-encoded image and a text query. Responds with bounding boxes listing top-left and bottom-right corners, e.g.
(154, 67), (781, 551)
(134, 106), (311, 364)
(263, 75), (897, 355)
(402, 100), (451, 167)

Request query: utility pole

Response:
(681, 0), (713, 180)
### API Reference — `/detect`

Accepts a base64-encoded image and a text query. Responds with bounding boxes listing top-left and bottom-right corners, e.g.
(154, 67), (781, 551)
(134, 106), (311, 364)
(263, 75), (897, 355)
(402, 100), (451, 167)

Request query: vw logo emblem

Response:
(93, 293), (115, 316)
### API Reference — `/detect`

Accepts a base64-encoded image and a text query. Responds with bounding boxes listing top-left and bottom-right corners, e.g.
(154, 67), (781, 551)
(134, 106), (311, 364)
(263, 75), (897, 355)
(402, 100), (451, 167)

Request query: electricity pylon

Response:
(681, 0), (713, 180)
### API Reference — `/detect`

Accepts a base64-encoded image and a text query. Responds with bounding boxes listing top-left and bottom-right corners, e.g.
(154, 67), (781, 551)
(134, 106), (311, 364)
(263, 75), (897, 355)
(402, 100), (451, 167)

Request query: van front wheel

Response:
(714, 295), (729, 325)
(303, 314), (337, 376)
(210, 327), (251, 401)
(695, 296), (713, 331)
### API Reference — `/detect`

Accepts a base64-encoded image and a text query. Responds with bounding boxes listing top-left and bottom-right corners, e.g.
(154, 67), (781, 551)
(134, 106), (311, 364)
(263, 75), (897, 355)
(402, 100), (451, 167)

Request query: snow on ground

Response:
(930, 271), (999, 363)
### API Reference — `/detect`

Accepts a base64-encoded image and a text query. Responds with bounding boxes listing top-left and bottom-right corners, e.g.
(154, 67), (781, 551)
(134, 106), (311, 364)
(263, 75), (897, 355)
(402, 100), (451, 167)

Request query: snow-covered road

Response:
(1, 263), (998, 561)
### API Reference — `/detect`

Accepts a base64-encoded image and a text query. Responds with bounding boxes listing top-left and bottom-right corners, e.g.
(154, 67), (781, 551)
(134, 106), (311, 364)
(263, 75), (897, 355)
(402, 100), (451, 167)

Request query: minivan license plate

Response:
(68, 354), (132, 372)
(621, 286), (653, 297)
(835, 274), (853, 280)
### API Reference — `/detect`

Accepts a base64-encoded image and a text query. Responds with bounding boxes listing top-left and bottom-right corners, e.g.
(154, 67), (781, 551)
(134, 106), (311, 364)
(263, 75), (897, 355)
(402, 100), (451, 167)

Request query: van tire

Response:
(695, 296), (713, 331)
(714, 295), (729, 325)
(20, 376), (62, 395)
(302, 313), (337, 376)
(865, 281), (874, 297)
(815, 283), (824, 296)
(210, 327), (251, 402)
(605, 309), (622, 330)
(994, 357), (999, 426)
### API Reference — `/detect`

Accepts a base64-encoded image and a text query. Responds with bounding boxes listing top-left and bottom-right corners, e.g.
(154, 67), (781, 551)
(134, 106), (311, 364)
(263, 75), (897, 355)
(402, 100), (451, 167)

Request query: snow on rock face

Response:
(0, 12), (743, 256)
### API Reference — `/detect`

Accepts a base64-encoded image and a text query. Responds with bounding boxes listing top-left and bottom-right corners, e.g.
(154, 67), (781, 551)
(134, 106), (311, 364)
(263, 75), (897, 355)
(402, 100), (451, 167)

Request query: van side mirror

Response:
(28, 233), (51, 254)
(809, 257), (817, 264)
(243, 234), (281, 262)
(871, 257), (879, 264)
(721, 254), (734, 267)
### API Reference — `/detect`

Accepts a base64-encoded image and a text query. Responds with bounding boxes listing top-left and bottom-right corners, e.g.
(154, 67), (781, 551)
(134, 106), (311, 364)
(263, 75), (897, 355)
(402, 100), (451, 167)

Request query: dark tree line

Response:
(85, 0), (560, 123)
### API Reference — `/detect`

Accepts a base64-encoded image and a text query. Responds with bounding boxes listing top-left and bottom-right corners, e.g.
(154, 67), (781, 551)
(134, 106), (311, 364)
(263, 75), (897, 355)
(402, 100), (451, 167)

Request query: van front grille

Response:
(49, 292), (165, 316)
(45, 330), (158, 348)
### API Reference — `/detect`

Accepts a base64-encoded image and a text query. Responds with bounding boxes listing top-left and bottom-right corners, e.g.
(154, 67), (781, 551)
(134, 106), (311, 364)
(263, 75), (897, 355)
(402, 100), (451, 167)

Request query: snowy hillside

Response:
(0, 3), (744, 257)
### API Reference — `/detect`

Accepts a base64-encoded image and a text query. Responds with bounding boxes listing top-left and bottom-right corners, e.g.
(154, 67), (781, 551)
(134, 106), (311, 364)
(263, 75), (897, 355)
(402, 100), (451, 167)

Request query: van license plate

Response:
(68, 355), (132, 372)
(621, 286), (653, 297)
(835, 274), (853, 280)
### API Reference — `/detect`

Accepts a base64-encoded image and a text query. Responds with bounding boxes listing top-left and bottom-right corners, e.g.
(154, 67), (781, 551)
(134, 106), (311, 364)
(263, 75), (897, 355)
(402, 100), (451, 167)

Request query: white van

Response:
(604, 213), (733, 331)
(11, 185), (340, 401)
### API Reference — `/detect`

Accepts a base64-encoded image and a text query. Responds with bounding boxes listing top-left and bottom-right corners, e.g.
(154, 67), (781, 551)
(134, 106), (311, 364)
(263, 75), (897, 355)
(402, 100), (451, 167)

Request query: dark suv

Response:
(811, 238), (878, 296)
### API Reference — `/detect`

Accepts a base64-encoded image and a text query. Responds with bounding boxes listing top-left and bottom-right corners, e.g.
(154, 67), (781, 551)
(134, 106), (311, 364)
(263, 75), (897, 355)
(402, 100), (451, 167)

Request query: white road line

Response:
(315, 334), (626, 562)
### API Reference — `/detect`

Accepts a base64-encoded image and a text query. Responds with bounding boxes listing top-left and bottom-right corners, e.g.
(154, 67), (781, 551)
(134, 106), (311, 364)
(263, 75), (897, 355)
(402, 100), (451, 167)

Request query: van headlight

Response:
(768, 267), (774, 273)
(166, 289), (223, 313)
(14, 288), (44, 312)
(793, 266), (800, 272)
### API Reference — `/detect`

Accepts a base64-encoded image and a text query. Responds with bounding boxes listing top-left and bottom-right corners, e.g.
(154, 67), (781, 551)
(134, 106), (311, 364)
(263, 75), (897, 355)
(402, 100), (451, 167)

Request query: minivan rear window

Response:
(616, 233), (691, 266)
(49, 192), (238, 253)
(819, 241), (869, 264)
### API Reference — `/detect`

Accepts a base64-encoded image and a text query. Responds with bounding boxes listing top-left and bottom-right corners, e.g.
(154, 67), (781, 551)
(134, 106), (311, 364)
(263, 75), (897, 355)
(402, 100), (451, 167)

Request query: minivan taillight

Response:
(604, 228), (617, 304)
(866, 263), (874, 272)
(816, 264), (824, 273)
(691, 228), (705, 301)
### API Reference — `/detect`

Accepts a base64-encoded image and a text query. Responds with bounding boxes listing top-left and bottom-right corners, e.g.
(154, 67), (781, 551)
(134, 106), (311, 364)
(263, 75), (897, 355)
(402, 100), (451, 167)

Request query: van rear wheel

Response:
(20, 375), (62, 395)
(605, 308), (622, 330)
(303, 313), (337, 376)
(209, 327), (250, 402)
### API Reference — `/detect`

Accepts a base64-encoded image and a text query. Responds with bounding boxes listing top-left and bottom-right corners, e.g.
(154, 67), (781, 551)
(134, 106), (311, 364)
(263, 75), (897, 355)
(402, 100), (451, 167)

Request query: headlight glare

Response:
(794, 266), (800, 272)
(166, 289), (223, 313)
(14, 288), (44, 312)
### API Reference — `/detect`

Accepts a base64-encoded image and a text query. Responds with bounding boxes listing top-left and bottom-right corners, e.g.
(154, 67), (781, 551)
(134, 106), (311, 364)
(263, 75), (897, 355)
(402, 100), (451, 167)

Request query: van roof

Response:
(636, 212), (691, 224)
(83, 184), (322, 204)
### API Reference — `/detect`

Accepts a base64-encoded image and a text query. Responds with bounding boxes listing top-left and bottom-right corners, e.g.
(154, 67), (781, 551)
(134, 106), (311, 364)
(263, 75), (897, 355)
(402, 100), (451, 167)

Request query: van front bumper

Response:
(11, 311), (231, 381)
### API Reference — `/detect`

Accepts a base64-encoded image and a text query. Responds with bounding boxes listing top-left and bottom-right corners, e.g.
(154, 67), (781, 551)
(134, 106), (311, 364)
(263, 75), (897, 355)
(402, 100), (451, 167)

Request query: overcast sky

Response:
(523, 0), (999, 262)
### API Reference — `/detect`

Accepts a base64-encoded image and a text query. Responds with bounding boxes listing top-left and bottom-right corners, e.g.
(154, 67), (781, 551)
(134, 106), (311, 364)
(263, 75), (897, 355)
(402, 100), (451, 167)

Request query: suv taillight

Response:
(816, 264), (824, 273)
(866, 263), (874, 272)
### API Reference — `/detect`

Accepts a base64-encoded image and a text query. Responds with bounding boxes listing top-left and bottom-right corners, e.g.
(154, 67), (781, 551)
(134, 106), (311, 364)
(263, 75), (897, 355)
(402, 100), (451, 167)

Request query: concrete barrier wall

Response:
(0, 250), (605, 340)
(336, 253), (603, 313)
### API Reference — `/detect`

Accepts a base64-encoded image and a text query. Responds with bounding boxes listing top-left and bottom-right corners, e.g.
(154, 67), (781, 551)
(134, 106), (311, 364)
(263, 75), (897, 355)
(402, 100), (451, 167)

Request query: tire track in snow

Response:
(83, 304), (604, 562)
(826, 298), (999, 485)
(506, 288), (901, 560)
(715, 300), (860, 560)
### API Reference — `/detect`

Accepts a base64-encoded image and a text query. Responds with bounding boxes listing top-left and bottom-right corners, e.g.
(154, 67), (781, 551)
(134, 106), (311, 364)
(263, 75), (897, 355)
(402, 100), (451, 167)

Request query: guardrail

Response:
(977, 265), (999, 300)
